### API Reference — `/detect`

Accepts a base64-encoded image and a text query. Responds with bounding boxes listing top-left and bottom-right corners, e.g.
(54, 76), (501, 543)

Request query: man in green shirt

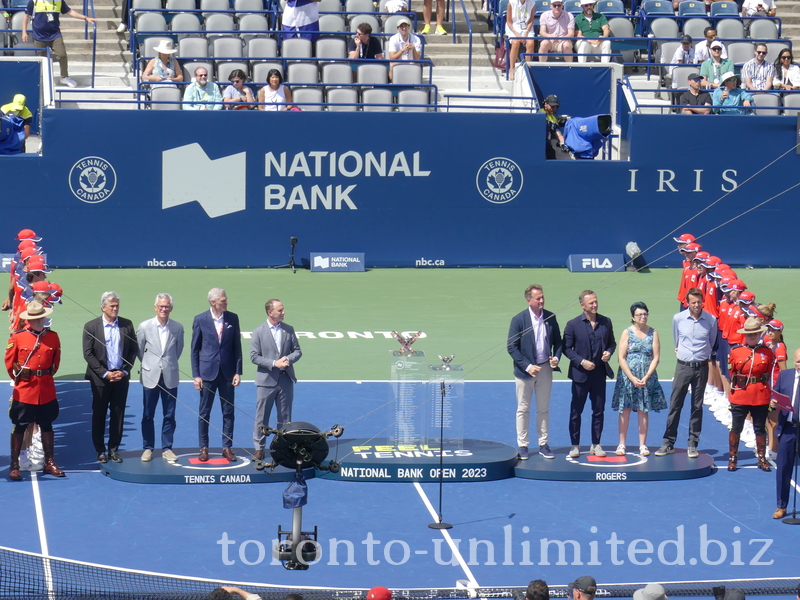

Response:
(574, 0), (611, 63)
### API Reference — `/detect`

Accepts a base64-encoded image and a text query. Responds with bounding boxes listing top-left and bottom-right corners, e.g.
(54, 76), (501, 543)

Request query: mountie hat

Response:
(19, 300), (53, 321)
(367, 588), (392, 600)
(633, 584), (668, 600)
(572, 577), (597, 595)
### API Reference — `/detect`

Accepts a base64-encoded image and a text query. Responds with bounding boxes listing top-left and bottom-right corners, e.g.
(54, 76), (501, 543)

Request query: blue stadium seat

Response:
(596, 0), (626, 15)
(678, 1), (705, 15)
(565, 0), (583, 13)
(641, 0), (674, 14)
(533, 0), (550, 11)
(709, 0), (737, 16)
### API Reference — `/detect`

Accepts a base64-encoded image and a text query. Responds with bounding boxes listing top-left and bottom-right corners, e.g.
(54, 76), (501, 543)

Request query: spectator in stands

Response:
(0, 95), (32, 152)
(712, 71), (754, 114)
(538, 0), (575, 63)
(694, 27), (727, 63)
(526, 580), (550, 600)
(541, 95), (569, 158)
(384, 0), (408, 12)
(570, 576), (597, 600)
(700, 40), (733, 89)
(773, 48), (800, 90)
(208, 586), (260, 600)
(741, 0), (776, 18)
(742, 43), (775, 91)
(387, 17), (422, 79)
(257, 69), (295, 110)
(419, 0), (446, 34)
(574, 0), (611, 63)
(669, 35), (696, 88)
(349, 23), (385, 61)
(504, 0), (536, 76)
(282, 0), (321, 42)
(679, 72), (712, 114)
(222, 69), (256, 110)
(21, 0), (97, 88)
(183, 67), (223, 110)
(142, 40), (183, 87)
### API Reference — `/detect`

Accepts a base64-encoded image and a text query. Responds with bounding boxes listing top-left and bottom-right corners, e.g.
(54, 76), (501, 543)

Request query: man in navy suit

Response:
(771, 347), (800, 519)
(563, 289), (616, 458)
(191, 288), (242, 462)
(250, 299), (302, 460)
(507, 284), (562, 460)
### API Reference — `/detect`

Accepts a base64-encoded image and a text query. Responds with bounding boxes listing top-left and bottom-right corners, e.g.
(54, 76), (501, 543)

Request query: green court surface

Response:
(11, 267), (798, 382)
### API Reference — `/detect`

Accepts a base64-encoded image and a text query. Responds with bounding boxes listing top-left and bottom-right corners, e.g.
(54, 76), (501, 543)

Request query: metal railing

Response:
(450, 0), (473, 91)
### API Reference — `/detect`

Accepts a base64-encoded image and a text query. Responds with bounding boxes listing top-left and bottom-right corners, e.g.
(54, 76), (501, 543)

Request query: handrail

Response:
(83, 0), (97, 87)
(452, 0), (473, 91)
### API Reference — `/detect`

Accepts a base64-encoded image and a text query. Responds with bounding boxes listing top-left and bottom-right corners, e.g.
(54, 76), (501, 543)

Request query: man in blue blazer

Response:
(507, 284), (562, 460)
(563, 289), (616, 458)
(250, 299), (302, 460)
(191, 288), (242, 462)
(771, 347), (800, 519)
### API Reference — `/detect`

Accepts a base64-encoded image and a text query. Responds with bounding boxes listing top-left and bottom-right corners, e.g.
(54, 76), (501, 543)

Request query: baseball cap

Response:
(26, 255), (50, 273)
(9, 94), (27, 112)
(766, 319), (784, 331)
(20, 247), (40, 260)
(687, 72), (702, 81)
(710, 40), (724, 49)
(367, 587), (392, 600)
(543, 94), (560, 107)
(572, 576), (597, 594)
(739, 290), (755, 304)
(724, 590), (745, 600)
(681, 34), (693, 44)
(673, 233), (695, 243)
(728, 279), (746, 292)
(680, 242), (701, 253)
(579, 0), (596, 5)
(633, 584), (668, 600)
(396, 16), (411, 26)
(17, 228), (41, 242)
(693, 251), (710, 262)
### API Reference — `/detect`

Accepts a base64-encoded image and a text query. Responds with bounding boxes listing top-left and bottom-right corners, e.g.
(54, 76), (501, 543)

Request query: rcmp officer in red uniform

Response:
(4, 300), (64, 481)
(727, 317), (775, 472)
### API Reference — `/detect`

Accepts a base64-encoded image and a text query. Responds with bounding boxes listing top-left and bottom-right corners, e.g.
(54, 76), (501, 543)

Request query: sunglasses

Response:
(711, 46), (721, 50)
(756, 51), (767, 55)
(232, 79), (243, 82)
(781, 55), (792, 60)
(197, 73), (208, 77)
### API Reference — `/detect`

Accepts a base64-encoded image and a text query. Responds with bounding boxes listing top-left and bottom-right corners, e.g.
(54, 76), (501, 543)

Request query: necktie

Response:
(794, 375), (800, 422)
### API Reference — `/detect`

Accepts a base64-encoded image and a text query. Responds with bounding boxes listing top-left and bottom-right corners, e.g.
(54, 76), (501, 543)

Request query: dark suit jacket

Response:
(190, 310), (243, 382)
(563, 313), (616, 382)
(82, 316), (138, 387)
(775, 368), (798, 438)
(507, 308), (562, 379)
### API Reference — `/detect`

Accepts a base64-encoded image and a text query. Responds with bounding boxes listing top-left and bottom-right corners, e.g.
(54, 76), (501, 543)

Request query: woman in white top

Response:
(142, 39), (183, 88)
(773, 48), (800, 90)
(258, 69), (294, 110)
(505, 0), (535, 79)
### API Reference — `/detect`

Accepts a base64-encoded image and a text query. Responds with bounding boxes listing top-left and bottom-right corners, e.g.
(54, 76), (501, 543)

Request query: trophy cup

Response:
(391, 331), (422, 357)
(430, 355), (456, 371)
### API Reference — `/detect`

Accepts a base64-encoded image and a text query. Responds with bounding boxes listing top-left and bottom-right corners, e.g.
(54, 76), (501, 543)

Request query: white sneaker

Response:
(568, 445), (580, 458)
(117, 22), (127, 33)
(590, 444), (606, 457)
(60, 77), (78, 88)
(141, 449), (153, 462)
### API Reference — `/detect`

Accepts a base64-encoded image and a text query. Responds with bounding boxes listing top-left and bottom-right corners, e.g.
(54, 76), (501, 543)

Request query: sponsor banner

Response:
(1, 110), (799, 267)
(310, 252), (365, 272)
(567, 254), (625, 272)
(0, 254), (14, 273)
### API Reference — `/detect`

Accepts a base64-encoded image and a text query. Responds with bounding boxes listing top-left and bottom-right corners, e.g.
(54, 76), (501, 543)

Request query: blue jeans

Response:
(142, 376), (177, 450)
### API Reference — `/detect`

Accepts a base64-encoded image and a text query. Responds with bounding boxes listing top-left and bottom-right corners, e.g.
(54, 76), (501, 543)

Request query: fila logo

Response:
(582, 258), (613, 269)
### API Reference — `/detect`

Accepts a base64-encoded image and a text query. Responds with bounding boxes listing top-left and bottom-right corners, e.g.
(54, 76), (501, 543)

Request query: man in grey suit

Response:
(250, 299), (302, 460)
(137, 293), (184, 462)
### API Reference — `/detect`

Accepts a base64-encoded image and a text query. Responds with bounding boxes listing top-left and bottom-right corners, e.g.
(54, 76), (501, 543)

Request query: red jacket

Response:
(4, 328), (60, 405)
(728, 344), (774, 407)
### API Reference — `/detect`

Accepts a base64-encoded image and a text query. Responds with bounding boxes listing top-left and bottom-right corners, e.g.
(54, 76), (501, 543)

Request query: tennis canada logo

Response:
(69, 156), (117, 203)
(476, 157), (523, 204)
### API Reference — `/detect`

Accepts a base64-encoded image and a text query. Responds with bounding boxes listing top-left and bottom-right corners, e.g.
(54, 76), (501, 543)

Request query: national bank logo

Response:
(69, 156), (117, 203)
(313, 256), (330, 269)
(476, 157), (523, 204)
(162, 144), (246, 218)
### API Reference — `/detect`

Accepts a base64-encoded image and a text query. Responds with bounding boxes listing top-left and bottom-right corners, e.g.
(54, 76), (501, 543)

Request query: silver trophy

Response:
(438, 355), (455, 371)
(391, 331), (422, 356)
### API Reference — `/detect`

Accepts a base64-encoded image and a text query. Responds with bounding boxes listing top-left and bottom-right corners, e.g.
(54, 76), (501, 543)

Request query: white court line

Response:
(31, 472), (55, 600)
(412, 481), (479, 588)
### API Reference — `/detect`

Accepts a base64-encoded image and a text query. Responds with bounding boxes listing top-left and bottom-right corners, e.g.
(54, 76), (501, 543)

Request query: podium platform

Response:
(514, 447), (715, 482)
(316, 438), (519, 482)
(100, 448), (314, 484)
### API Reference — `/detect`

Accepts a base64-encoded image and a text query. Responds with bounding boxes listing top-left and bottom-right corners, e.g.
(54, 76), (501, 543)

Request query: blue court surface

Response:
(1, 379), (799, 592)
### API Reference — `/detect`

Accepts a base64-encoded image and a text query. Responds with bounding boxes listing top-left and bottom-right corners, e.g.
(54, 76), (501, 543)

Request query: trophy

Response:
(438, 355), (455, 371)
(391, 331), (422, 356)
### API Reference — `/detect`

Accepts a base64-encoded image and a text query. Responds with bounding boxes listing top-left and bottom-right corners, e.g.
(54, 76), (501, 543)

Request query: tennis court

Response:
(1, 267), (799, 595)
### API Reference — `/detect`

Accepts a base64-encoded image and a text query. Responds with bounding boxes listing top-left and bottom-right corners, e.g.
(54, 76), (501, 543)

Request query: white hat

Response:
(580, 0), (597, 5)
(396, 16), (412, 26)
(154, 39), (178, 54)
(720, 71), (738, 84)
(633, 585), (668, 600)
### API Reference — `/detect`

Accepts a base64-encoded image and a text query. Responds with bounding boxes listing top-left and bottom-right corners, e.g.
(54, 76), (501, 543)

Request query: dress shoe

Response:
(199, 447), (209, 461)
(222, 447), (236, 461)
(162, 448), (178, 462)
(109, 451), (123, 463)
(773, 508), (786, 519)
(97, 452), (108, 463)
(141, 449), (153, 462)
(254, 449), (265, 461)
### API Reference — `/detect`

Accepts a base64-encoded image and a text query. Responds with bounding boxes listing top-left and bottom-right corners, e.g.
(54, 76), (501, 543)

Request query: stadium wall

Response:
(1, 108), (798, 268)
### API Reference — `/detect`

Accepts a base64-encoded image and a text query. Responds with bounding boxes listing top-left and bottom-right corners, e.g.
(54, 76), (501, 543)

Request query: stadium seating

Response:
(216, 60), (249, 81)
(649, 17), (679, 39)
(143, 35), (174, 58)
(709, 1), (737, 17)
(179, 36), (210, 58)
(201, 0), (230, 17)
(346, 0), (375, 15)
(715, 18), (744, 38)
(362, 88), (394, 110)
(136, 12), (168, 34)
(204, 13), (235, 40)
(150, 86), (183, 109)
(292, 87), (325, 109)
(782, 93), (800, 111)
(397, 88), (429, 111)
(327, 87), (359, 110)
(357, 62), (389, 84)
(350, 14), (381, 32)
(596, 0), (626, 15)
(565, 0), (583, 13)
(234, 0), (264, 18)
(318, 14), (347, 34)
(392, 62), (423, 85)
(246, 37), (279, 58)
(727, 40), (755, 64)
(238, 14), (269, 44)
(181, 60), (214, 81)
(682, 17), (711, 39)
(319, 0), (343, 11)
(749, 19), (778, 39)
(166, 0), (197, 12)
(315, 37), (347, 60)
(212, 36), (243, 58)
(322, 62), (353, 84)
(752, 92), (780, 114)
(288, 62), (320, 83)
(678, 1), (706, 16)
(641, 0), (674, 14)
(252, 61), (284, 81)
(170, 12), (203, 39)
(134, 0), (163, 11)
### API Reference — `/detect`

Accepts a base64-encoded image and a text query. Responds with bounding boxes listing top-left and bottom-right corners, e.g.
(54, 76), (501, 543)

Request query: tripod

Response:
(275, 236), (300, 273)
